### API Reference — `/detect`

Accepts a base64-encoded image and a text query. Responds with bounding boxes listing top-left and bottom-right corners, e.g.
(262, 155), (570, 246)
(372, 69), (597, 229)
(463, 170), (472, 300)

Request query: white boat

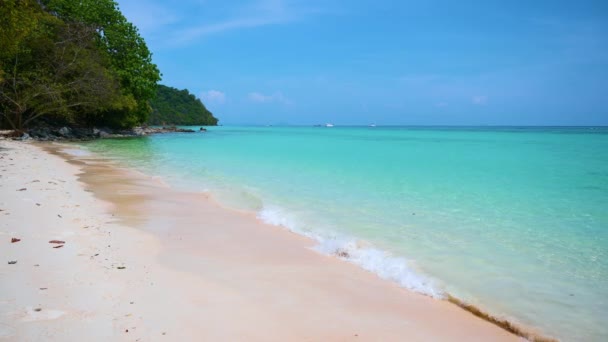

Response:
(369, 123), (376, 127)
(325, 123), (334, 127)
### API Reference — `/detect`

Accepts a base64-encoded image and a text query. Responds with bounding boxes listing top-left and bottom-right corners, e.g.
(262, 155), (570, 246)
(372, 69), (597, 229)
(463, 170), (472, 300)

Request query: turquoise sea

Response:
(82, 126), (608, 341)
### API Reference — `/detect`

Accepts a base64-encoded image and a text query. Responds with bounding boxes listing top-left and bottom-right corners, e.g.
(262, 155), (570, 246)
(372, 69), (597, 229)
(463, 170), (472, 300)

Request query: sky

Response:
(116, 0), (608, 125)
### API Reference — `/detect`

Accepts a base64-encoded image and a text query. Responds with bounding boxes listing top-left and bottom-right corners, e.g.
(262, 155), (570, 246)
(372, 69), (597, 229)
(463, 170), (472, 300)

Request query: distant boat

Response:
(325, 123), (334, 127)
(369, 123), (376, 127)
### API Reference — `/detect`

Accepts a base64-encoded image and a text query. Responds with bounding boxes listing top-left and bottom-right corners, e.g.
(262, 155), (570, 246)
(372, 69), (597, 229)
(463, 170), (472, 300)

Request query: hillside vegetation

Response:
(0, 0), (161, 130)
(149, 85), (218, 126)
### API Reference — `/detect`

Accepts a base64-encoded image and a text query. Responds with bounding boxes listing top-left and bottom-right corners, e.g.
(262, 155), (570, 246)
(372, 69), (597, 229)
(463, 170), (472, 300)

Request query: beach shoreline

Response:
(1, 139), (537, 341)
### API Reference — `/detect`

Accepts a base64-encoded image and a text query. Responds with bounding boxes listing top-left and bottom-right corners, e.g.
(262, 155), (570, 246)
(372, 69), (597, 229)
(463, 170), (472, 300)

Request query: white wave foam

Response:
(257, 206), (310, 235)
(257, 205), (443, 298)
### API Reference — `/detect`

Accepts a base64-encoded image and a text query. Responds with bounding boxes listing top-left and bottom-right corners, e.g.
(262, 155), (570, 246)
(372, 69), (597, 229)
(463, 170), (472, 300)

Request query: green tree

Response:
(0, 0), (121, 130)
(0, 0), (161, 130)
(42, 0), (161, 127)
(149, 85), (218, 126)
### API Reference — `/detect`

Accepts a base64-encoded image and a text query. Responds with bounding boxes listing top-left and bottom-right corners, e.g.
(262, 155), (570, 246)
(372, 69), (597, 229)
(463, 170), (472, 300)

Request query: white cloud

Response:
(248, 92), (273, 103)
(472, 95), (488, 105)
(201, 90), (226, 104)
(248, 91), (292, 105)
(179, 18), (281, 42)
(174, 0), (322, 43)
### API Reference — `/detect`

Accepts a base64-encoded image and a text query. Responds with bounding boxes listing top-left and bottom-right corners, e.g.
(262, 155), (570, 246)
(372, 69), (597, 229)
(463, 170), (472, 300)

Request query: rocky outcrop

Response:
(138, 126), (196, 135)
(1, 125), (203, 141)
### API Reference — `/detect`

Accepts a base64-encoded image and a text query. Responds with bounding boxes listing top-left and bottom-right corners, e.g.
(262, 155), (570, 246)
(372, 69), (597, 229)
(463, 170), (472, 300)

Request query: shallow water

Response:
(83, 126), (608, 341)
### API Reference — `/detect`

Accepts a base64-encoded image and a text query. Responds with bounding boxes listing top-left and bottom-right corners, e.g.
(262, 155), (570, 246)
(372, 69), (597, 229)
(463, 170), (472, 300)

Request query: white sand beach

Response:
(0, 140), (521, 341)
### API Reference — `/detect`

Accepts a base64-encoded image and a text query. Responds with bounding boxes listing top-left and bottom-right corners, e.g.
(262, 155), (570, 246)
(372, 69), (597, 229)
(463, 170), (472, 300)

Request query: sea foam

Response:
(257, 205), (443, 298)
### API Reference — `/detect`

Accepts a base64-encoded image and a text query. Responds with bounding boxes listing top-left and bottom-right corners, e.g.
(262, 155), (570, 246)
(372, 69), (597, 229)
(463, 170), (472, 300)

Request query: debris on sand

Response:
(11, 238), (21, 243)
(49, 240), (65, 244)
(8, 260), (17, 265)
(336, 249), (350, 258)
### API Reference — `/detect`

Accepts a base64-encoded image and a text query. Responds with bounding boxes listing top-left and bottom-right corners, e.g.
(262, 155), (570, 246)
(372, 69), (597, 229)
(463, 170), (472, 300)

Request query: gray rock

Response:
(71, 128), (86, 139)
(27, 127), (49, 139)
(20, 133), (30, 140)
(58, 127), (71, 137)
(132, 127), (146, 136)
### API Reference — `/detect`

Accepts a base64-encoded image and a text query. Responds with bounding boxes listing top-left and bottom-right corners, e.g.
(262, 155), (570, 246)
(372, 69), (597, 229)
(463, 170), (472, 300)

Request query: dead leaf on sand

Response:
(49, 240), (65, 244)
(11, 238), (21, 243)
(53, 245), (64, 249)
(17, 188), (26, 191)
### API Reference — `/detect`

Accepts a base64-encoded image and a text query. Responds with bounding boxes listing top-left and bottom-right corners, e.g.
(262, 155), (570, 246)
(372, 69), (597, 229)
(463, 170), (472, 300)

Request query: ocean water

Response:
(82, 126), (608, 341)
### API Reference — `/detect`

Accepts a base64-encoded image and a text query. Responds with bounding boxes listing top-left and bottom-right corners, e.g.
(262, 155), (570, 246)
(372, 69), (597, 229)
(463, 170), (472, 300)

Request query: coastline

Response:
(2, 140), (536, 341)
(1, 125), (204, 142)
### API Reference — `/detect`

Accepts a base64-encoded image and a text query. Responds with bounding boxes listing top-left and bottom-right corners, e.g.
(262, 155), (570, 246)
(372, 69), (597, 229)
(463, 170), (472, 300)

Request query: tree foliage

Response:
(0, 0), (161, 130)
(42, 0), (161, 126)
(149, 85), (218, 126)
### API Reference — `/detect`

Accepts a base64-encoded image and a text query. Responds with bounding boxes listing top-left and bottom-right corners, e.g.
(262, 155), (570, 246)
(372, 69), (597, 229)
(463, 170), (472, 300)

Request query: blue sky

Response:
(117, 0), (608, 125)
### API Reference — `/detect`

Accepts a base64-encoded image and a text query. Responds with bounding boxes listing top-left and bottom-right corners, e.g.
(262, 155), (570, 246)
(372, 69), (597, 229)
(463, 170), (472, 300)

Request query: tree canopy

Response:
(0, 0), (161, 130)
(149, 85), (218, 126)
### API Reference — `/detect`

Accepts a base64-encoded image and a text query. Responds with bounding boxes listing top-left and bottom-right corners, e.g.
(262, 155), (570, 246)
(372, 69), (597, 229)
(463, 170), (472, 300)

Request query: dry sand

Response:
(0, 140), (520, 341)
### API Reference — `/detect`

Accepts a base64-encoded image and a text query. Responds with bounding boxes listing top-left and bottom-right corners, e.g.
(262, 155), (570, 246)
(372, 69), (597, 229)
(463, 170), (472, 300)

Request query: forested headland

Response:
(149, 85), (218, 126)
(0, 0), (217, 132)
